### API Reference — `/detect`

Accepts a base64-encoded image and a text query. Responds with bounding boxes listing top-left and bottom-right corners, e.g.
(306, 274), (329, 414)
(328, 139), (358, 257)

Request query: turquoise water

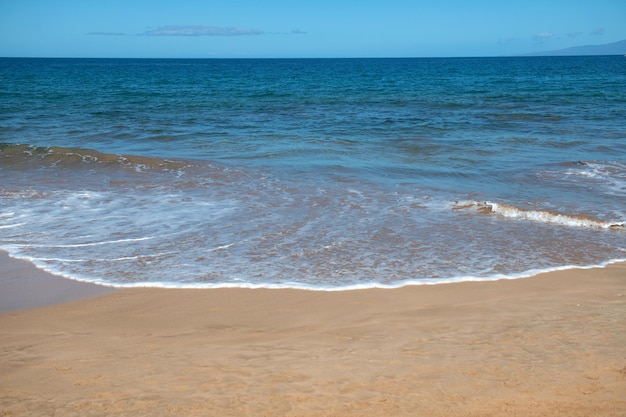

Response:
(1, 57), (625, 288)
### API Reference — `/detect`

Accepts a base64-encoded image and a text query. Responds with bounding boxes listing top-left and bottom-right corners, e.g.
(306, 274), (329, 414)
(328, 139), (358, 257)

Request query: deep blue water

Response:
(1, 57), (625, 288)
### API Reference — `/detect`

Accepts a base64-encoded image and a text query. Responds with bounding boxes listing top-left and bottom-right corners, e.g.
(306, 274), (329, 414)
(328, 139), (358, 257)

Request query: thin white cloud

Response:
(88, 31), (130, 36)
(533, 32), (554, 44)
(88, 25), (307, 37)
(589, 27), (605, 36)
(143, 25), (263, 36)
(567, 31), (583, 38)
(498, 37), (518, 45)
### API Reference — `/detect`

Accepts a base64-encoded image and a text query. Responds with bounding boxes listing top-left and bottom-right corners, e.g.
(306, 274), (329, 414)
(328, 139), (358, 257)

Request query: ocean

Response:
(1, 56), (625, 289)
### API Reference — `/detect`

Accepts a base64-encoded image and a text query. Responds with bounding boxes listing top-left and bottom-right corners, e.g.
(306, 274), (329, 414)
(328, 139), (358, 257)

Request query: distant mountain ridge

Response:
(523, 39), (626, 56)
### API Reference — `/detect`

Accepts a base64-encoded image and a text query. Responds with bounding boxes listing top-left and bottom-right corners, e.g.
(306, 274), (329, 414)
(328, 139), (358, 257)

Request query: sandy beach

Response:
(1, 254), (624, 416)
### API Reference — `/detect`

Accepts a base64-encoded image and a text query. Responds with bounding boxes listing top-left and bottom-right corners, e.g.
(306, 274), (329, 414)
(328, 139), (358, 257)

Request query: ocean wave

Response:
(0, 143), (191, 174)
(563, 161), (626, 197)
(454, 200), (624, 230)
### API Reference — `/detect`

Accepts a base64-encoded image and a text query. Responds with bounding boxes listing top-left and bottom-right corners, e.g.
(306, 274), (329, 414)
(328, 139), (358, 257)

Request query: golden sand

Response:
(1, 255), (624, 416)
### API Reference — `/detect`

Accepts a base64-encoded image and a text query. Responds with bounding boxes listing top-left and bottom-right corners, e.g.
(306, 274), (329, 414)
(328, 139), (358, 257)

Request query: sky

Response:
(1, 0), (625, 58)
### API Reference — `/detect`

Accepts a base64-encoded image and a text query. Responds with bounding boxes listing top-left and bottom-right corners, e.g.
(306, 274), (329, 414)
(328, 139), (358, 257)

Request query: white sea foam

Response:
(455, 200), (624, 230)
(28, 254), (169, 263)
(0, 223), (25, 229)
(12, 254), (622, 291)
(207, 243), (236, 252)
(561, 161), (626, 196)
(28, 236), (155, 248)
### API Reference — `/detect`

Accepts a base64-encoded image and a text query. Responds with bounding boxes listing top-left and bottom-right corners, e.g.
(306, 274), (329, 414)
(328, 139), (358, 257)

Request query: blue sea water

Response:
(1, 56), (625, 289)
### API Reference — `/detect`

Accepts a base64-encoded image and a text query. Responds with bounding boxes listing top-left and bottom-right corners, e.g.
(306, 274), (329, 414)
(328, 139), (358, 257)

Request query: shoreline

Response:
(1, 255), (625, 416)
(1, 248), (624, 300)
(0, 251), (115, 313)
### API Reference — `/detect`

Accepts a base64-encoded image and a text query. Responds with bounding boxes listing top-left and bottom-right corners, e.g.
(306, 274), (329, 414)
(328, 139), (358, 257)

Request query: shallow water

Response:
(1, 57), (625, 288)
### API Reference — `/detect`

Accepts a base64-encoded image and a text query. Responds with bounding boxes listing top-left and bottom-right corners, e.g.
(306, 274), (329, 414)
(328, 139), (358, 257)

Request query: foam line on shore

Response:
(2, 247), (624, 296)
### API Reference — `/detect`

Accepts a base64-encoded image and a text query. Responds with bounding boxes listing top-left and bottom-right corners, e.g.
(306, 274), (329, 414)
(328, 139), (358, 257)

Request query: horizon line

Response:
(1, 54), (624, 60)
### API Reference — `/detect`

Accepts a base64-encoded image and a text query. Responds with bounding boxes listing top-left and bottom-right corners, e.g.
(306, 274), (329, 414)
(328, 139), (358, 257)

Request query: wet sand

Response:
(0, 251), (114, 313)
(1, 254), (625, 416)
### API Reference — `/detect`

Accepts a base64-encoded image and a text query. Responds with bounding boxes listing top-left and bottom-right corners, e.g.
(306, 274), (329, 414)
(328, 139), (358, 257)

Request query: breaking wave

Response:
(455, 200), (624, 230)
(0, 143), (190, 173)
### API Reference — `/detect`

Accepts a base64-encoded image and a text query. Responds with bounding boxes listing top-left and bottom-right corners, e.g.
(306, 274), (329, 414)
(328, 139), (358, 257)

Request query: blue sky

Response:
(1, 0), (625, 58)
